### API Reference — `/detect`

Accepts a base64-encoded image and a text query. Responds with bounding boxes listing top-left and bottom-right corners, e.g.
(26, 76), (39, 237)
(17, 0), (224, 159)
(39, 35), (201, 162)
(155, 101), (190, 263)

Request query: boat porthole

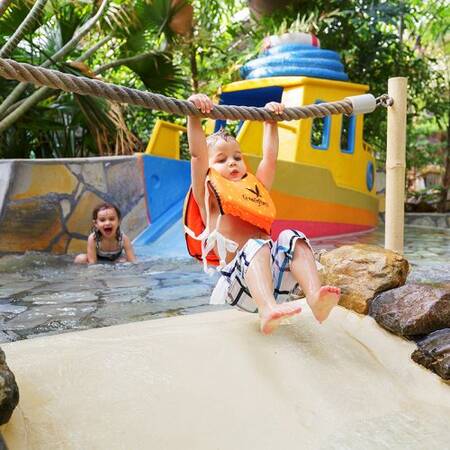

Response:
(366, 161), (374, 191)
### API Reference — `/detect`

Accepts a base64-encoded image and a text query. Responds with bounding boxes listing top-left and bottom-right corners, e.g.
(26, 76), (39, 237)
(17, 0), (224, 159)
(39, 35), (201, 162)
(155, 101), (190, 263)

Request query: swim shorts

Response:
(210, 229), (313, 313)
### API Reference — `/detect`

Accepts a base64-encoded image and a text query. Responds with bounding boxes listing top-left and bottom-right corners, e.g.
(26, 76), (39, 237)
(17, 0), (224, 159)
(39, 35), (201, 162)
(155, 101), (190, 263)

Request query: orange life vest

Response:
(184, 169), (276, 269)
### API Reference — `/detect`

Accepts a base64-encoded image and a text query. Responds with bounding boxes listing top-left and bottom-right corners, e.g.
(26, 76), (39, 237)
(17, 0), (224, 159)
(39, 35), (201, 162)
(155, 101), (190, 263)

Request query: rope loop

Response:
(375, 94), (394, 108)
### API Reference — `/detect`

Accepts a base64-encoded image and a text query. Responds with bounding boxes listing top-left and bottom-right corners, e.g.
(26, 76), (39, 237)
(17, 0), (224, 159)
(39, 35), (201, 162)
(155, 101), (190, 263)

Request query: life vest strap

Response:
(185, 217), (238, 275)
(185, 180), (239, 274)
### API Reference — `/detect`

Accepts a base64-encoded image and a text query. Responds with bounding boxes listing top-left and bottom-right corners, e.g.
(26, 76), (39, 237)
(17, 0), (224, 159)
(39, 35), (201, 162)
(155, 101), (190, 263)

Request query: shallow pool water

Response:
(0, 226), (448, 343)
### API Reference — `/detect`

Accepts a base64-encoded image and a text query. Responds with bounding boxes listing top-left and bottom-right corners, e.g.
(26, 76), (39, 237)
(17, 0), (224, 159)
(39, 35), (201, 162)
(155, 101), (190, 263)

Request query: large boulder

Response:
(411, 328), (450, 380)
(319, 244), (409, 314)
(369, 283), (450, 336)
(0, 348), (19, 425)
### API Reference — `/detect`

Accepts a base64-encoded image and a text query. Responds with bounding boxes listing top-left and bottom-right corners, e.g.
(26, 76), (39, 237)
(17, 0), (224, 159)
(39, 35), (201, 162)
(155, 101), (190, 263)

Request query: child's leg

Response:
(290, 239), (340, 323)
(244, 244), (302, 334)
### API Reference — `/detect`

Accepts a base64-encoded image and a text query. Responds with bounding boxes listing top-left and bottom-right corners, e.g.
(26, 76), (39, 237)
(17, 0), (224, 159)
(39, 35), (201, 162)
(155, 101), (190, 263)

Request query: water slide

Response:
(2, 304), (450, 449)
(133, 154), (191, 257)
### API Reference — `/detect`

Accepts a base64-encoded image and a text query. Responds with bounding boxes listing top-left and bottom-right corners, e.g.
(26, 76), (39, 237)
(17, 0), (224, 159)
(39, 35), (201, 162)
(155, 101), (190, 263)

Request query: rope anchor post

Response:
(385, 77), (407, 254)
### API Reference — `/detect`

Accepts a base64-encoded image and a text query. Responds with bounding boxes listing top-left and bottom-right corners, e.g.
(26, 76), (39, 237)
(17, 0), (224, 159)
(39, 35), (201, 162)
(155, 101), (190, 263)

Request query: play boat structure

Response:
(145, 74), (378, 241)
(142, 42), (378, 243)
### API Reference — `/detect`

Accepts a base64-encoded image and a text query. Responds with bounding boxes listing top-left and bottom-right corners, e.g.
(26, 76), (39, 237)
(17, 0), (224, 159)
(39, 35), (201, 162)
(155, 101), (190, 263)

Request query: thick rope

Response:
(0, 58), (389, 121)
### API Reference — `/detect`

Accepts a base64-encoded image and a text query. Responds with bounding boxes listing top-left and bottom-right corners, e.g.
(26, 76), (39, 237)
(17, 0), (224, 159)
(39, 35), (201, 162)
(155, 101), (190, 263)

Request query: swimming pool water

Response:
(0, 226), (448, 343)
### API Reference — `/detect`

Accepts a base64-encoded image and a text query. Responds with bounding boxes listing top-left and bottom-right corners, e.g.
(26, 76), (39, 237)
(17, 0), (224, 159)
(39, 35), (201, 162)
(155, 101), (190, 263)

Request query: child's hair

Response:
(92, 203), (122, 241)
(92, 202), (122, 221)
(206, 128), (236, 151)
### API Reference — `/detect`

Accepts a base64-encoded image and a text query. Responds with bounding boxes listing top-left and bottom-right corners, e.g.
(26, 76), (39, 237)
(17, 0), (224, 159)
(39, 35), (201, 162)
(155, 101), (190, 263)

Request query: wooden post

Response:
(385, 77), (408, 253)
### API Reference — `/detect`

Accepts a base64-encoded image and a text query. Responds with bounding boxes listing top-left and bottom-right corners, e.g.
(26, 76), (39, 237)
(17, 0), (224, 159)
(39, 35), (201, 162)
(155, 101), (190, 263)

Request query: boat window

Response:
(311, 100), (330, 150)
(214, 86), (283, 133)
(340, 114), (356, 154)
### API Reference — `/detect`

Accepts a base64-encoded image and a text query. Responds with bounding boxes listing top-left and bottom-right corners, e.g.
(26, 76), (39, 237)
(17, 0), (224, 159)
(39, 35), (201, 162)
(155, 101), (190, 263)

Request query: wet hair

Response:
(206, 128), (237, 152)
(92, 203), (122, 241)
(92, 202), (121, 221)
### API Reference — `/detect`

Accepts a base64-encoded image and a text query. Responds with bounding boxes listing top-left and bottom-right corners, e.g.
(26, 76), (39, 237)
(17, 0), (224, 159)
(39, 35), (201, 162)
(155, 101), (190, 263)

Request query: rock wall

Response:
(379, 212), (450, 230)
(0, 347), (19, 425)
(0, 156), (149, 255)
(404, 213), (450, 229)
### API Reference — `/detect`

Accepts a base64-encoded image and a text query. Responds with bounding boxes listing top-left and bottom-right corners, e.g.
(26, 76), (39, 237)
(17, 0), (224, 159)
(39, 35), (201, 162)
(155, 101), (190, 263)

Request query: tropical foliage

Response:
(0, 0), (448, 209)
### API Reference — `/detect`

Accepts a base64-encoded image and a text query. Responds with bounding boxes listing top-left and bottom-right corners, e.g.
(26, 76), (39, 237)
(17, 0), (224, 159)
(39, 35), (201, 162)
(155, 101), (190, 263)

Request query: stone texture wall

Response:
(379, 212), (450, 230)
(404, 213), (450, 229)
(0, 156), (149, 255)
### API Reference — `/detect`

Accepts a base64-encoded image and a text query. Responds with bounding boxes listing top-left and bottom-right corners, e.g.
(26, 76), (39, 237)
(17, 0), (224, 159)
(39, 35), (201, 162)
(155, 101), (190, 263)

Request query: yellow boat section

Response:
(229, 77), (375, 197)
(146, 75), (379, 237)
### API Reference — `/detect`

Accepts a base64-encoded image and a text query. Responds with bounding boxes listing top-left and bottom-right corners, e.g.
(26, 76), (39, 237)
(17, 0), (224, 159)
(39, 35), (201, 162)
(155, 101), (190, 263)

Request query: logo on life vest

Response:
(246, 184), (261, 198)
(243, 184), (268, 207)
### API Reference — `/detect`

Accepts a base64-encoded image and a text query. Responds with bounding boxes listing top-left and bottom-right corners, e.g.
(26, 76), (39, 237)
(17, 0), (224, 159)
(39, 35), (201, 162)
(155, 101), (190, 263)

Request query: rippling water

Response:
(0, 226), (448, 343)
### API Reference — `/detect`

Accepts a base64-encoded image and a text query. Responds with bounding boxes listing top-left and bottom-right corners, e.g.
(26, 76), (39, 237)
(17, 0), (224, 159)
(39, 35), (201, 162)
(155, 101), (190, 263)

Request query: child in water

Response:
(74, 203), (136, 264)
(185, 94), (340, 334)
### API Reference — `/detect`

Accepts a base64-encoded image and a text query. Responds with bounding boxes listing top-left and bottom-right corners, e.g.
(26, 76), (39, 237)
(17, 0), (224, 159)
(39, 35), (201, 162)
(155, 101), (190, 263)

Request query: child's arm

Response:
(256, 102), (284, 190)
(122, 234), (137, 263)
(187, 94), (213, 218)
(86, 233), (97, 264)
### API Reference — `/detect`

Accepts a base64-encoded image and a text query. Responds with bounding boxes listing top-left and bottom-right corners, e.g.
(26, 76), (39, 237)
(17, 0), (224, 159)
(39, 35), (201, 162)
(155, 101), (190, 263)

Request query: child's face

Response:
(94, 208), (119, 239)
(208, 138), (247, 181)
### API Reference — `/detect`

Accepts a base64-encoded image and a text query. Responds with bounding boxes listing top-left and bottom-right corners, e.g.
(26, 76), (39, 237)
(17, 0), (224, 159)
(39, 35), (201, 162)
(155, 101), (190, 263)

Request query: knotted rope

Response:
(0, 58), (391, 121)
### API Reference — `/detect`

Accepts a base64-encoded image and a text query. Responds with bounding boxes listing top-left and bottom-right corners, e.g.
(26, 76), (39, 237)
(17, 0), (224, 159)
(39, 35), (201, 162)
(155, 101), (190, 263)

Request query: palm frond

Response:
(101, 1), (134, 35)
(124, 51), (187, 95)
(0, 0), (34, 37)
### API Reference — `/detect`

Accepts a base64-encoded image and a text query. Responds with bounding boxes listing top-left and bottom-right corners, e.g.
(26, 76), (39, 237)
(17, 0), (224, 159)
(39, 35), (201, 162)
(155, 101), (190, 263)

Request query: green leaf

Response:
(124, 51), (187, 94)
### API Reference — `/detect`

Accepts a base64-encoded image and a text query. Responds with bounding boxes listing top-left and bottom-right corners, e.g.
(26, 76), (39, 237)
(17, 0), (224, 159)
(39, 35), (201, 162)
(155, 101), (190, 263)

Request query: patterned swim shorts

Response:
(210, 229), (313, 313)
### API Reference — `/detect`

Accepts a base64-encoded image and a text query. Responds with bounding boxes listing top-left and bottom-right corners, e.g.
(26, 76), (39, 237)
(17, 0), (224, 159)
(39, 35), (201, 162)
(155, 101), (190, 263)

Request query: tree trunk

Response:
(190, 44), (198, 92)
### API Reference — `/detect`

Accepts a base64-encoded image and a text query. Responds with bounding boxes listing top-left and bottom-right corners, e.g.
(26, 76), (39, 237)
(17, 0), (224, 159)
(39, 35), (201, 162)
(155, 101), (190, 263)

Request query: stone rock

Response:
(319, 244), (409, 314)
(411, 328), (450, 380)
(121, 197), (149, 240)
(369, 283), (450, 336)
(0, 197), (63, 253)
(0, 347), (19, 425)
(436, 216), (448, 229)
(0, 331), (20, 344)
(67, 238), (87, 254)
(21, 290), (99, 305)
(81, 163), (107, 193)
(66, 190), (104, 236)
(51, 233), (71, 254)
(60, 198), (72, 218)
(0, 161), (12, 217)
(74, 182), (84, 200)
(10, 163), (78, 200)
(105, 159), (144, 215)
(4, 304), (96, 331)
(68, 163), (82, 176)
(0, 305), (27, 315)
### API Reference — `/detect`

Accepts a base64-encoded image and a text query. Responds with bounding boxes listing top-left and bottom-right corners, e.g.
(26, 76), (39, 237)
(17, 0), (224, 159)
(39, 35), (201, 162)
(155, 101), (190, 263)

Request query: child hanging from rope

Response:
(184, 94), (340, 334)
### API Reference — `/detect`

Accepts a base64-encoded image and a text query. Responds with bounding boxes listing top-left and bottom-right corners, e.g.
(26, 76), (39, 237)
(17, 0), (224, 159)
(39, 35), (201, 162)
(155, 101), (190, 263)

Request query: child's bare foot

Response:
(307, 286), (340, 323)
(259, 301), (302, 335)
